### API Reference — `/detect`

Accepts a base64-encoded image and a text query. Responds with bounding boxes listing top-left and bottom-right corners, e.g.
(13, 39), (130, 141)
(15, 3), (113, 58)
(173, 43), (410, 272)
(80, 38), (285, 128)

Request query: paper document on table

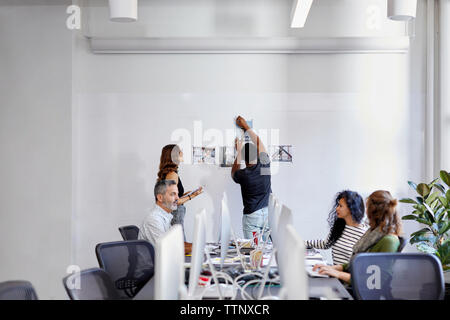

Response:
(210, 256), (242, 265)
(305, 259), (324, 266)
(305, 252), (323, 260)
(261, 254), (273, 267)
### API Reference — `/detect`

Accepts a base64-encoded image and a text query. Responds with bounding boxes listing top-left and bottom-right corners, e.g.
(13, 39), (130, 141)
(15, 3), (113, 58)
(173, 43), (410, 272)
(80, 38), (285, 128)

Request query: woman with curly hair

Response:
(305, 190), (368, 265)
(157, 144), (203, 237)
(313, 190), (403, 283)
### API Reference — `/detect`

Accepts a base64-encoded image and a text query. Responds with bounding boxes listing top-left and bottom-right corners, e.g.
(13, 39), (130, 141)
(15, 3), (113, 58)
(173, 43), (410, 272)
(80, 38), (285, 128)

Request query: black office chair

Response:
(0, 280), (38, 300)
(118, 225), (140, 241)
(95, 240), (155, 299)
(351, 253), (445, 300)
(397, 236), (408, 252)
(63, 268), (121, 300)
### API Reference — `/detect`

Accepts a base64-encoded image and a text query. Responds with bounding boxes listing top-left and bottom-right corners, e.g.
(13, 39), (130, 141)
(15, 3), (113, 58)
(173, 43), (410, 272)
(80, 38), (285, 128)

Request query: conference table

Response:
(134, 243), (353, 300)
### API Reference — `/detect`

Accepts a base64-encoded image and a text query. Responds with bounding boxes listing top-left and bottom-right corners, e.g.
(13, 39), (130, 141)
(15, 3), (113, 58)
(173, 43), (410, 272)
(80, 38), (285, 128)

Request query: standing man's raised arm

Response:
(235, 116), (267, 155)
(231, 137), (243, 179)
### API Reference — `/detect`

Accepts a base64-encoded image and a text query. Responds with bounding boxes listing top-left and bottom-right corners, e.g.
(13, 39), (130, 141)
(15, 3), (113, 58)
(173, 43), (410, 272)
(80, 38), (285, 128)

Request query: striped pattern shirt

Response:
(305, 224), (368, 265)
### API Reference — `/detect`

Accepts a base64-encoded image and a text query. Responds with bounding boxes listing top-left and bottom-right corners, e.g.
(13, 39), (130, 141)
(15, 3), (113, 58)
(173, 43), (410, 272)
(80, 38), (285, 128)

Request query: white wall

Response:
(72, 0), (427, 268)
(0, 1), (72, 299)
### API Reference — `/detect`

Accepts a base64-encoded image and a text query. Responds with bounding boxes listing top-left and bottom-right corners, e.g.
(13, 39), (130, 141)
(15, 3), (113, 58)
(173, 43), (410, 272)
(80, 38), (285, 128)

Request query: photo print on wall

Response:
(269, 145), (293, 162)
(192, 147), (216, 165)
(219, 146), (236, 167)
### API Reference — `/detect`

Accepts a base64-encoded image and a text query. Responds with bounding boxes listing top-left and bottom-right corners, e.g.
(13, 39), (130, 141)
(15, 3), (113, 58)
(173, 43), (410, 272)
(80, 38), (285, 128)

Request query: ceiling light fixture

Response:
(109, 0), (138, 22)
(387, 0), (417, 21)
(290, 0), (314, 28)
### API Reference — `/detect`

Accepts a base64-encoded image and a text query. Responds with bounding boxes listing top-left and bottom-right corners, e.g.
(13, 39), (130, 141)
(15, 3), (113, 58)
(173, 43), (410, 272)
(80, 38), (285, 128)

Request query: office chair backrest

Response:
(397, 236), (407, 252)
(118, 225), (140, 241)
(351, 253), (445, 300)
(96, 240), (155, 299)
(0, 281), (38, 300)
(63, 268), (120, 300)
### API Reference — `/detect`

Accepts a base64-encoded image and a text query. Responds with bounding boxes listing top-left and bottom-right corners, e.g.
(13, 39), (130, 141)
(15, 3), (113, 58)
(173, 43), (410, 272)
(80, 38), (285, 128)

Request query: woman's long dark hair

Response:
(327, 190), (365, 245)
(157, 144), (181, 182)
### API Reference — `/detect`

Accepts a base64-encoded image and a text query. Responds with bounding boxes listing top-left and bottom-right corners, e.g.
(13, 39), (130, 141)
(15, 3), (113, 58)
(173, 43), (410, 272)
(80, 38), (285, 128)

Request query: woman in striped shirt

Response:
(313, 190), (403, 284)
(305, 190), (368, 265)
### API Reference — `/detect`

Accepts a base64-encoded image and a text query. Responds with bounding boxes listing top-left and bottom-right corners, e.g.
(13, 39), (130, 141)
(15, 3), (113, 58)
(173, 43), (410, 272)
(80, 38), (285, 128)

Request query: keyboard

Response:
(306, 265), (329, 278)
(193, 284), (236, 299)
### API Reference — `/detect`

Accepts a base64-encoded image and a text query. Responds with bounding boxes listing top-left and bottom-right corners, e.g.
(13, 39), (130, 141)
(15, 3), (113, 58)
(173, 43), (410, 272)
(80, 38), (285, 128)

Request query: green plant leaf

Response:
(417, 183), (431, 198)
(437, 240), (450, 266)
(438, 196), (448, 207)
(399, 198), (417, 204)
(408, 180), (418, 191)
(415, 204), (426, 213)
(409, 236), (422, 245)
(416, 242), (437, 254)
(402, 214), (418, 221)
(439, 221), (450, 235)
(410, 233), (436, 245)
(423, 203), (436, 223)
(415, 217), (433, 226)
(416, 197), (424, 205)
(447, 190), (450, 202)
(425, 192), (439, 207)
(434, 183), (446, 193)
(434, 206), (446, 222)
(426, 211), (436, 224)
(437, 210), (448, 223)
(410, 228), (430, 238)
(440, 170), (450, 188)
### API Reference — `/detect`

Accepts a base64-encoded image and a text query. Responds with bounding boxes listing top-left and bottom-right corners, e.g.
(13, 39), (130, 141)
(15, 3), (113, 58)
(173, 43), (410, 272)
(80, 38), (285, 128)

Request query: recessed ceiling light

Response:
(290, 0), (314, 28)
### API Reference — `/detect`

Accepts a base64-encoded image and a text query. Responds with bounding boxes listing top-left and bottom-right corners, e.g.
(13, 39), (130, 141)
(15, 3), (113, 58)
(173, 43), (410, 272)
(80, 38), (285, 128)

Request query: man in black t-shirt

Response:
(231, 116), (272, 240)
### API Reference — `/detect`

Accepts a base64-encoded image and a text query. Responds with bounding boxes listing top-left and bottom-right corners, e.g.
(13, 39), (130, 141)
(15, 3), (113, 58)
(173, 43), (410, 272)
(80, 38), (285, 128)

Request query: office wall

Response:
(72, 0), (427, 268)
(0, 1), (72, 299)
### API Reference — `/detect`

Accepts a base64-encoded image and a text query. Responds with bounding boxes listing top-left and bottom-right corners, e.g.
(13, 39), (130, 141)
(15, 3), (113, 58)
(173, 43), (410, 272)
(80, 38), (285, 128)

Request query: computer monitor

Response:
(271, 203), (291, 250)
(268, 197), (281, 245)
(273, 204), (294, 278)
(278, 224), (308, 300)
(154, 224), (187, 300)
(268, 193), (276, 215)
(220, 192), (231, 270)
(188, 209), (207, 297)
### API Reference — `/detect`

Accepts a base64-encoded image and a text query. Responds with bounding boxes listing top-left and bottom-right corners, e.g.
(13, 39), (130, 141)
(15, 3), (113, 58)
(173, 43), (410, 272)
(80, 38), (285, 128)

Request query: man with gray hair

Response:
(139, 180), (192, 254)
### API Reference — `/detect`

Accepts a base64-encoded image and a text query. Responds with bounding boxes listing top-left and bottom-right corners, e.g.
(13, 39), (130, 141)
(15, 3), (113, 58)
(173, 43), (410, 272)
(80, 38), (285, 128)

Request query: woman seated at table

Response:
(313, 190), (402, 283)
(305, 190), (368, 265)
(157, 144), (203, 238)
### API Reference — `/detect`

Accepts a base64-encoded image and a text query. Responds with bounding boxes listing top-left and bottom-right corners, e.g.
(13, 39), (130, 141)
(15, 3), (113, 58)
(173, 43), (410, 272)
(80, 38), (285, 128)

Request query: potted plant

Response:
(400, 170), (450, 299)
